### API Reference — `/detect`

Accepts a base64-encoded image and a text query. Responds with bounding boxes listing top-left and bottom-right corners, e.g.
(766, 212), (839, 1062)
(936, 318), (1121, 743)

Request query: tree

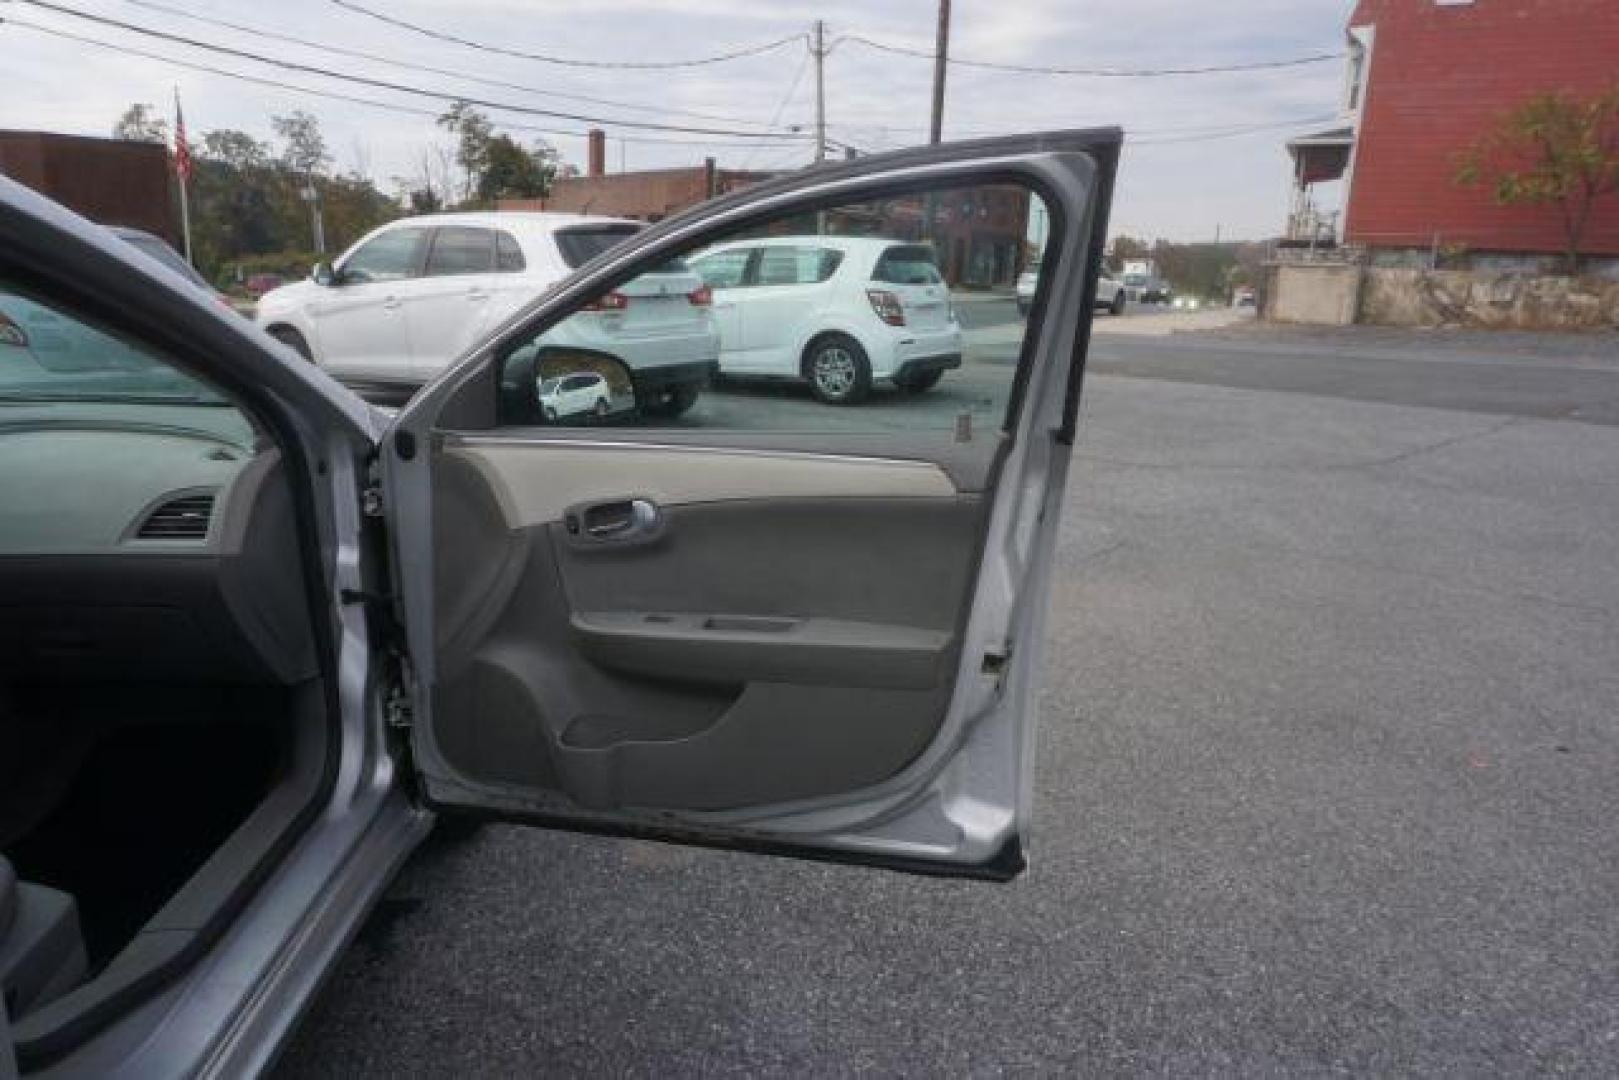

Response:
(438, 101), (494, 202)
(113, 103), (168, 144)
(1456, 85), (1619, 273)
(476, 135), (559, 201)
(1108, 234), (1151, 271)
(272, 110), (331, 177)
(200, 129), (270, 171)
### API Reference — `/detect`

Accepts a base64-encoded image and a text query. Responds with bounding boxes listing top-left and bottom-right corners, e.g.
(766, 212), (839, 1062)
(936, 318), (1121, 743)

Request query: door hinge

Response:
(360, 483), (385, 517)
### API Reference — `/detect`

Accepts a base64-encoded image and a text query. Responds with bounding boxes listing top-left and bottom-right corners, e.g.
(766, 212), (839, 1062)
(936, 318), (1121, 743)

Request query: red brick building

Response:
(0, 131), (178, 242)
(501, 130), (1029, 287)
(1286, 0), (1619, 265)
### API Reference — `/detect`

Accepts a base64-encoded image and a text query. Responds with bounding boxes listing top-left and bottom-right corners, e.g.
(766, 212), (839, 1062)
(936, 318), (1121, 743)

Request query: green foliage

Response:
(272, 110), (331, 177)
(113, 103), (168, 144)
(1107, 234), (1151, 270)
(477, 135), (559, 202)
(132, 107), (397, 283)
(216, 249), (321, 291)
(439, 102), (558, 205)
(1455, 85), (1619, 272)
(438, 101), (495, 202)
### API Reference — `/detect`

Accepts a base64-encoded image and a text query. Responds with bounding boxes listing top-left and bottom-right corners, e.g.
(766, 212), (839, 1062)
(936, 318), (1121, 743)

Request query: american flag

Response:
(173, 89), (192, 183)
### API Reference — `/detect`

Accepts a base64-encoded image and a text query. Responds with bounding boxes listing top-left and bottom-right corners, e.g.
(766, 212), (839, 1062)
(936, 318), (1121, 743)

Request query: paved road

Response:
(280, 323), (1619, 1075)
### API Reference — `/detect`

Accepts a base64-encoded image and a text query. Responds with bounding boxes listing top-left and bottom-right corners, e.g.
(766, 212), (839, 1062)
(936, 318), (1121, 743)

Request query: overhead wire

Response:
(0, 16), (812, 149)
(739, 48), (812, 170)
(123, 0), (795, 130)
(9, 1), (811, 139)
(835, 34), (1343, 77)
(326, 0), (806, 70)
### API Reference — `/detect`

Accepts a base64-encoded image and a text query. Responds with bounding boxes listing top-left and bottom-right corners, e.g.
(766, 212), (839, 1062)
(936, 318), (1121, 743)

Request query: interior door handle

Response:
(382, 297), (401, 310)
(467, 289), (490, 301)
(570, 498), (662, 543)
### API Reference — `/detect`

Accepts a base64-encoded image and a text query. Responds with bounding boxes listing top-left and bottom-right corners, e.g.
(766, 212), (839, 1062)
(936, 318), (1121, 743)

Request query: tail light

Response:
(582, 291), (630, 312)
(687, 284), (713, 307)
(866, 288), (906, 326)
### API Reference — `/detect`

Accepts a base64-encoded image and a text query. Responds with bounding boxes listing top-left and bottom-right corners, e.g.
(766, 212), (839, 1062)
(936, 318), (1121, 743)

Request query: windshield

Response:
(120, 234), (212, 290)
(0, 291), (226, 405)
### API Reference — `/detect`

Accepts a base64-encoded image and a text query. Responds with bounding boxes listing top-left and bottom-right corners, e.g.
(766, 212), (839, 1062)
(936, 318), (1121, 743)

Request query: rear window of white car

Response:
(554, 225), (689, 274)
(871, 245), (944, 285)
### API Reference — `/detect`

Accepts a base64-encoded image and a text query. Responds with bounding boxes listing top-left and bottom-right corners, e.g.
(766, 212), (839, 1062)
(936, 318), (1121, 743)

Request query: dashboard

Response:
(0, 405), (316, 687)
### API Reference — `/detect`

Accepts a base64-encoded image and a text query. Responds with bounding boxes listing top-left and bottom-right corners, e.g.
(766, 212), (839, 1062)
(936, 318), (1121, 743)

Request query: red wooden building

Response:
(1286, 0), (1619, 264)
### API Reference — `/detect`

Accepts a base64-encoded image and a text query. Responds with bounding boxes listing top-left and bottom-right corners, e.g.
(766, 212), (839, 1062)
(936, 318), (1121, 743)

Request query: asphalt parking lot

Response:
(280, 312), (1619, 1075)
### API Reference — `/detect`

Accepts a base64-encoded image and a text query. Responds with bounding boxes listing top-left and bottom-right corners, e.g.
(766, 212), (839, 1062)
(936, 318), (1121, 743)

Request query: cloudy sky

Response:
(3, 0), (1358, 241)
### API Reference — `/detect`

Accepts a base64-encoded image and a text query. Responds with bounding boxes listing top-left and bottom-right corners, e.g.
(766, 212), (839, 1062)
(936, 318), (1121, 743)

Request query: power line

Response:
(739, 50), (811, 170)
(123, 0), (795, 131)
(327, 0), (806, 70)
(837, 34), (1343, 76)
(11, 0), (810, 139)
(0, 16), (812, 149)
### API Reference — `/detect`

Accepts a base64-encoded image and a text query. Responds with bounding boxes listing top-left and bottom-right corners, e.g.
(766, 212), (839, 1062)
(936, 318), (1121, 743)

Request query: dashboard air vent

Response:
(137, 493), (216, 540)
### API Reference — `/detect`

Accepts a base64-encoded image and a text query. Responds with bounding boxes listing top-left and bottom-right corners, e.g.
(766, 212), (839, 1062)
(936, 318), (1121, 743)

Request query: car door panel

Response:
(430, 443), (982, 811)
(311, 281), (410, 379)
(387, 131), (1119, 878)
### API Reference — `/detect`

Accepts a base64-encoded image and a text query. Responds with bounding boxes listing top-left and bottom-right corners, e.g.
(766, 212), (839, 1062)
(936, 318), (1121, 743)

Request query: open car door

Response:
(383, 131), (1119, 879)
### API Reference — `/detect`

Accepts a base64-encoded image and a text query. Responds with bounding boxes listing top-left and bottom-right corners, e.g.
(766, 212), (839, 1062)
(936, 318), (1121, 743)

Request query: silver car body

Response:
(0, 128), (1119, 1075)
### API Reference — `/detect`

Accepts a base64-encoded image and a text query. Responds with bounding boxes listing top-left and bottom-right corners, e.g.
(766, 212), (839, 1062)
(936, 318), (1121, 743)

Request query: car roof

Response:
(381, 211), (641, 234)
(708, 235), (919, 254)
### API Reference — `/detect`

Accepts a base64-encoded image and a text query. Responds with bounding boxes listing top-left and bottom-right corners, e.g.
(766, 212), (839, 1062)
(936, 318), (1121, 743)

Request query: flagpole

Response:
(174, 87), (194, 266)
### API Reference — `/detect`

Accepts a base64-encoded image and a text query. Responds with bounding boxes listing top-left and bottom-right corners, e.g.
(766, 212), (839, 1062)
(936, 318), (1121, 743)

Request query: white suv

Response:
(256, 213), (719, 415)
(689, 236), (962, 404)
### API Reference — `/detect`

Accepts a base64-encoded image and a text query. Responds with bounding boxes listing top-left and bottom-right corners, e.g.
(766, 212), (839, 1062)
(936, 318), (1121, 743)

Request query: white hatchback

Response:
(256, 212), (719, 416)
(689, 236), (963, 404)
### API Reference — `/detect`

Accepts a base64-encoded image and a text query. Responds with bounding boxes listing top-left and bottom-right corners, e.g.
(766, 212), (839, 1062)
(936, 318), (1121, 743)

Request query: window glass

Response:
(475, 183), (1052, 449)
(555, 224), (640, 269)
(692, 249), (752, 289)
(341, 228), (426, 283)
(120, 233), (213, 289)
(0, 282), (257, 554)
(495, 231), (526, 272)
(871, 245), (945, 285)
(556, 224), (692, 274)
(754, 246), (844, 287)
(426, 228), (495, 277)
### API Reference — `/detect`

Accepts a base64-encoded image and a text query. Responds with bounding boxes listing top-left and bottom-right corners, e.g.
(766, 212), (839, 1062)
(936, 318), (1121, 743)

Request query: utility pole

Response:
(928, 0), (952, 144)
(813, 20), (827, 164)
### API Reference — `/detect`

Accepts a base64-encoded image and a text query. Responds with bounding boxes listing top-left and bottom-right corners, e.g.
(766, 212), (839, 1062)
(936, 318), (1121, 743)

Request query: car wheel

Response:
(894, 368), (944, 394)
(804, 335), (872, 405)
(638, 384), (700, 418)
(1110, 292), (1126, 316)
(268, 326), (314, 361)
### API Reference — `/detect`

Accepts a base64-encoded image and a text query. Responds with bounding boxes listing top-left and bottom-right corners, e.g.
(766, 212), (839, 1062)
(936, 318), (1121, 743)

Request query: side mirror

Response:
(497, 344), (635, 427)
(312, 261), (337, 287)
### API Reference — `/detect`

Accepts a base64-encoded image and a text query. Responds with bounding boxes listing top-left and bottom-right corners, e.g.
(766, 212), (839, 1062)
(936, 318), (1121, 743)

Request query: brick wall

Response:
(1346, 0), (1619, 257)
(499, 168), (770, 221)
(0, 131), (178, 243)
